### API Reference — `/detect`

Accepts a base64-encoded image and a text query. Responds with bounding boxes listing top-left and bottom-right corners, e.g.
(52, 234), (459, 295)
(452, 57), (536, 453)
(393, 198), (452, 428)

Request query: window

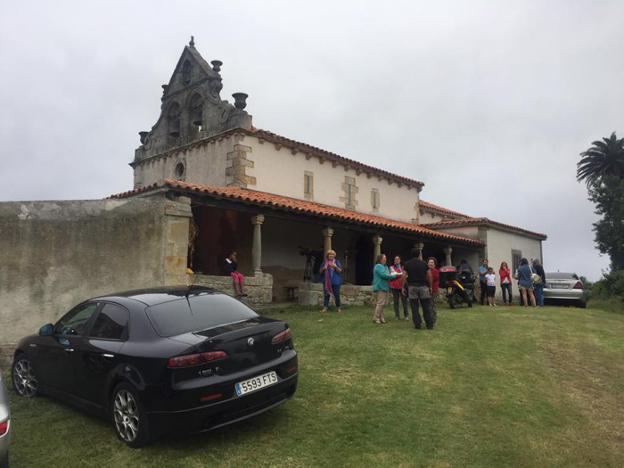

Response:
(174, 162), (186, 180)
(147, 292), (258, 337)
(90, 303), (129, 340)
(511, 250), (522, 274)
(342, 176), (358, 210)
(182, 60), (192, 85)
(55, 302), (99, 336)
(371, 189), (380, 211)
(304, 171), (314, 199)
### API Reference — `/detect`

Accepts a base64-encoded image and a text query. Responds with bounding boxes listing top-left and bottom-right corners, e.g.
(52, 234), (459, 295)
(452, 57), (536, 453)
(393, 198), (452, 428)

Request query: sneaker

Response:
(404, 316), (410, 320)
(373, 319), (382, 324)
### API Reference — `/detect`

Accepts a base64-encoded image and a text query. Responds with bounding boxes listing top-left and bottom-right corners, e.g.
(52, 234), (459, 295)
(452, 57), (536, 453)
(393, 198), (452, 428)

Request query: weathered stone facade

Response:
(0, 196), (191, 345)
(133, 38), (252, 174)
(192, 273), (273, 306)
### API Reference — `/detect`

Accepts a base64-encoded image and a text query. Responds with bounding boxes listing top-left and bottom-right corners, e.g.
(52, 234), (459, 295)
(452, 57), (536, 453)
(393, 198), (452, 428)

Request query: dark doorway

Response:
(355, 234), (374, 285)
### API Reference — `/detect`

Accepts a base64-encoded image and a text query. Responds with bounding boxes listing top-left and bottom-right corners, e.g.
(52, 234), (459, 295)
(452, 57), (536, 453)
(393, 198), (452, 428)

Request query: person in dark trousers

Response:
(404, 248), (434, 329)
(532, 259), (546, 307)
(478, 258), (489, 305)
(389, 256), (409, 320)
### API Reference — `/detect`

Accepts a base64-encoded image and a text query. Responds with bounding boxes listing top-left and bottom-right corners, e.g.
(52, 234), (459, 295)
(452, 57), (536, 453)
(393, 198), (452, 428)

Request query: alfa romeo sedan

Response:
(12, 286), (298, 447)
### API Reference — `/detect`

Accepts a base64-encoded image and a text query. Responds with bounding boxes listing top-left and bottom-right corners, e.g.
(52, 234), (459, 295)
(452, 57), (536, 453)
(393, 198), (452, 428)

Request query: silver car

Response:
(0, 372), (10, 468)
(543, 272), (588, 308)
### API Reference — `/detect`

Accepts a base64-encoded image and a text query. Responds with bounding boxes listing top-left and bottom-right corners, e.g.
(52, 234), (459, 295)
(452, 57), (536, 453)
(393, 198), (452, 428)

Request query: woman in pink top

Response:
(389, 256), (408, 320)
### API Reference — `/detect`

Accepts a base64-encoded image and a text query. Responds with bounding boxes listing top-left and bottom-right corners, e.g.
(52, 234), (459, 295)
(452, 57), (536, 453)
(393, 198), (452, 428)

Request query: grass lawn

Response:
(3, 303), (624, 467)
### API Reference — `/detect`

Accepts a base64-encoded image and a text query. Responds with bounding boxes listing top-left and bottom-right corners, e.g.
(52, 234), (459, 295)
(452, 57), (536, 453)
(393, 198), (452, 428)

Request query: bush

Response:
(589, 270), (624, 313)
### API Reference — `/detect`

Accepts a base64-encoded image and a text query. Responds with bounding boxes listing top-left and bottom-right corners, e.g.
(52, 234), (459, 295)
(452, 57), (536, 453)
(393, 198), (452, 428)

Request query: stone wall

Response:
(192, 273), (273, 306)
(291, 281), (375, 307)
(0, 196), (191, 346)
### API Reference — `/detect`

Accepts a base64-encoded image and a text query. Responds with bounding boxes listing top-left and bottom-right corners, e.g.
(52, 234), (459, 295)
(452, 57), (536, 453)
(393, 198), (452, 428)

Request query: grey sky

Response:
(1, 0), (622, 280)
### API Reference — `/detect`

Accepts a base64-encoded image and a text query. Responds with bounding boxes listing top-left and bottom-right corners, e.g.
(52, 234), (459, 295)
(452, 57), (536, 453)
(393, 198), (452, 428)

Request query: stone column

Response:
(372, 234), (383, 262)
(414, 241), (424, 260)
(443, 246), (453, 266)
(322, 227), (334, 254)
(251, 214), (265, 274)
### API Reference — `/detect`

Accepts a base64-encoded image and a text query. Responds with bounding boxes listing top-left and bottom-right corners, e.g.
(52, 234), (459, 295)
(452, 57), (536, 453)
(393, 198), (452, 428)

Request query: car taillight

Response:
(0, 420), (8, 437)
(573, 281), (583, 290)
(272, 328), (292, 345)
(167, 351), (228, 368)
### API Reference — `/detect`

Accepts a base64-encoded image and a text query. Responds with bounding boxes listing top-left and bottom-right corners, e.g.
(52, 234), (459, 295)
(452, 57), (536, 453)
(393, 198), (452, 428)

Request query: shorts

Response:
(486, 286), (496, 298)
(519, 284), (533, 291)
(408, 285), (431, 300)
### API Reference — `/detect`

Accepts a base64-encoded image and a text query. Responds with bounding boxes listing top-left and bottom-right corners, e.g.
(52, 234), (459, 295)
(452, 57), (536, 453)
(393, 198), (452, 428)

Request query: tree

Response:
(577, 132), (624, 187)
(578, 133), (624, 271)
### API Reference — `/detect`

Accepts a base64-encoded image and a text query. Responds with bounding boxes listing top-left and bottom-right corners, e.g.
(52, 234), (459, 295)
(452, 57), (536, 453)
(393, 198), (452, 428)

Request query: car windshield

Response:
(547, 272), (579, 280)
(146, 292), (258, 337)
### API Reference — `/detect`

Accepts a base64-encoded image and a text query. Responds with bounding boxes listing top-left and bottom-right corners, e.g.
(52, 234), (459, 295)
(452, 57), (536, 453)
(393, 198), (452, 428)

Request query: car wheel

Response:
(577, 301), (587, 309)
(0, 451), (8, 468)
(12, 354), (39, 398)
(111, 382), (150, 448)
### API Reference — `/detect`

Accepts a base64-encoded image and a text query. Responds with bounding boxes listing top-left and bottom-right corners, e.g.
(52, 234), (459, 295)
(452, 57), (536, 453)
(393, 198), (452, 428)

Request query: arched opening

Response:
(188, 93), (204, 134)
(167, 102), (181, 138)
(174, 162), (186, 180)
(182, 60), (192, 85)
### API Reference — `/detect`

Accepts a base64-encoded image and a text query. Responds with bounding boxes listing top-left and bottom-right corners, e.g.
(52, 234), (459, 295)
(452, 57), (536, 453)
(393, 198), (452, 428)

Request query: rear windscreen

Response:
(547, 272), (579, 280)
(146, 293), (258, 337)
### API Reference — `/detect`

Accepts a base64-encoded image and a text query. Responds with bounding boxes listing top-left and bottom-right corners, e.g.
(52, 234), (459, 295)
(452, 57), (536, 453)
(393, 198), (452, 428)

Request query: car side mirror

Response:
(39, 323), (54, 336)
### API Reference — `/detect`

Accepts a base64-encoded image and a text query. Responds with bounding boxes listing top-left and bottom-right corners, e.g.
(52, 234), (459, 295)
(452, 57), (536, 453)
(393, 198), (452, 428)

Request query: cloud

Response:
(1, 0), (621, 280)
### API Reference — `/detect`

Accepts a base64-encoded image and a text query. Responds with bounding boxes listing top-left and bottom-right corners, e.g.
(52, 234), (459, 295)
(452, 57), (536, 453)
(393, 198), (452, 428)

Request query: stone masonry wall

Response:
(192, 273), (273, 306)
(0, 196), (191, 348)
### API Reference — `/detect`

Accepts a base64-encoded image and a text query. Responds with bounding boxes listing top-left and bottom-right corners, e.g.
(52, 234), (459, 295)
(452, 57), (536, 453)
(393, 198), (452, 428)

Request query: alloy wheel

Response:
(13, 358), (38, 397)
(113, 389), (140, 443)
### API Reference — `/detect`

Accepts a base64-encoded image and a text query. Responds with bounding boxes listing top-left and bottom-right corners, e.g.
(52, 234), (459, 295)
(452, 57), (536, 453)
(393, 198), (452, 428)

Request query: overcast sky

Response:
(1, 0), (622, 280)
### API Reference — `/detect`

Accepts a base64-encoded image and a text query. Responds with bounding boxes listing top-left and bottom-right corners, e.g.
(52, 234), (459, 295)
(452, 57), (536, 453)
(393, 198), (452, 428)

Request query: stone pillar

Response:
(443, 246), (453, 266)
(322, 227), (334, 254)
(251, 214), (265, 274)
(372, 234), (383, 262)
(414, 241), (424, 261)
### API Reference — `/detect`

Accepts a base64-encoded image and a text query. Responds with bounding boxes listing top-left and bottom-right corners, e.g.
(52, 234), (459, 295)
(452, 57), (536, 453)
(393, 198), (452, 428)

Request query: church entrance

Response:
(355, 234), (374, 285)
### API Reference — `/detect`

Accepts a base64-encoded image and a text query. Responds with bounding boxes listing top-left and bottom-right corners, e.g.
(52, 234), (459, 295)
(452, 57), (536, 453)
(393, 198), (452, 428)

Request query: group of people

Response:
(477, 258), (546, 307)
(320, 248), (439, 330)
(222, 249), (546, 327)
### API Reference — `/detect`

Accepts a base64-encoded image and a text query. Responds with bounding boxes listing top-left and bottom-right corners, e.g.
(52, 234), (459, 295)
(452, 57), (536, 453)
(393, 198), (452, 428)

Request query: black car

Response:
(11, 286), (298, 447)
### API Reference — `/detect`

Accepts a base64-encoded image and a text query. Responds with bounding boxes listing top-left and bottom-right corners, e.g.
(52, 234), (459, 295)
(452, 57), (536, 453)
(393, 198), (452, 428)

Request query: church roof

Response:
(422, 218), (547, 240)
(109, 179), (484, 247)
(419, 200), (470, 219)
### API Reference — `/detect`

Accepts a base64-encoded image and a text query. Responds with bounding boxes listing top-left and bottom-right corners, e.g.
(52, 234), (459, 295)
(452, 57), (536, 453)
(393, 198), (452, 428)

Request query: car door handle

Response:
(64, 348), (74, 353)
(102, 353), (114, 358)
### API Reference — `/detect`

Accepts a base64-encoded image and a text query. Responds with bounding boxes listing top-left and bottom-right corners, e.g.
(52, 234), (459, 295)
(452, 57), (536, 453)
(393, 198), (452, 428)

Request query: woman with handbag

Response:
(516, 258), (536, 307)
(532, 259), (546, 307)
(319, 249), (343, 313)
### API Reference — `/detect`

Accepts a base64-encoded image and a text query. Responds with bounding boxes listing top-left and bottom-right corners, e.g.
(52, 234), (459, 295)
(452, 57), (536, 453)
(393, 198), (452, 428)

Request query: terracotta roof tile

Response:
(419, 200), (470, 219)
(110, 180), (483, 247)
(423, 218), (547, 240)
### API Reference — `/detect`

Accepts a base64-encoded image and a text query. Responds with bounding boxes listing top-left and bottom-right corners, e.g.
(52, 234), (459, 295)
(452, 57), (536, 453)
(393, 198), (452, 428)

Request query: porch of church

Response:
(187, 196), (483, 306)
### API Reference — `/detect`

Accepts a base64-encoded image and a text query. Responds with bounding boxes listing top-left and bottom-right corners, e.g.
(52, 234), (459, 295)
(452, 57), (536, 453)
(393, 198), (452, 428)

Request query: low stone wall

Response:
(290, 281), (375, 307)
(192, 273), (273, 306)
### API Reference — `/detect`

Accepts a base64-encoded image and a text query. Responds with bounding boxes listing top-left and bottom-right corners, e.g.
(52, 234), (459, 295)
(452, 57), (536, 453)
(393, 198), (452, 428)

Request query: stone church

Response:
(0, 39), (546, 344)
(115, 38), (546, 302)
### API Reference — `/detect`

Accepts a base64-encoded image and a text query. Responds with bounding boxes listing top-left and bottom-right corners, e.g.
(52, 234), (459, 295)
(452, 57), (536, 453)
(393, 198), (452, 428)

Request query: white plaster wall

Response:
(431, 226), (481, 241)
(243, 136), (420, 223)
(133, 137), (235, 188)
(485, 229), (543, 273)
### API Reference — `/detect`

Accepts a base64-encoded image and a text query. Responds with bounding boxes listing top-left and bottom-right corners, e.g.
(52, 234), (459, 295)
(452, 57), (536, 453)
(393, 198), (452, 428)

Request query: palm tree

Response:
(577, 132), (624, 187)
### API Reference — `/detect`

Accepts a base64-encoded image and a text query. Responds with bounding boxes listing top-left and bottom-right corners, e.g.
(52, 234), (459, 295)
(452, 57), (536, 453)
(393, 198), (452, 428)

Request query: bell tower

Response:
(133, 37), (252, 163)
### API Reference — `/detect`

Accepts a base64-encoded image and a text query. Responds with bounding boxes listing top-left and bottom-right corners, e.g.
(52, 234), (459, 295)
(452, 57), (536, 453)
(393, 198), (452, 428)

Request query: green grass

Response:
(4, 304), (624, 467)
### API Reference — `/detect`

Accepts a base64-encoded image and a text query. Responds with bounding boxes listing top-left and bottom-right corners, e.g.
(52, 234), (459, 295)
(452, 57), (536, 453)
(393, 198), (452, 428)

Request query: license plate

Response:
(235, 371), (278, 396)
(549, 283), (569, 289)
